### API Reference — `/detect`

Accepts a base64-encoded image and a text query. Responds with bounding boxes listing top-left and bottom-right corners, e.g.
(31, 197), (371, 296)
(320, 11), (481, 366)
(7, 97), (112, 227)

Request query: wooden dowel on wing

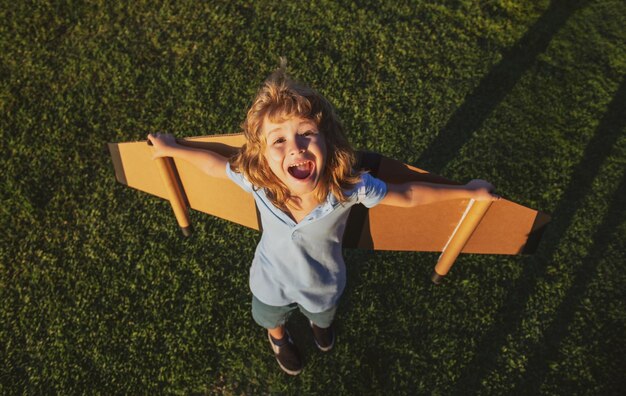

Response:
(431, 199), (492, 284)
(149, 141), (193, 237)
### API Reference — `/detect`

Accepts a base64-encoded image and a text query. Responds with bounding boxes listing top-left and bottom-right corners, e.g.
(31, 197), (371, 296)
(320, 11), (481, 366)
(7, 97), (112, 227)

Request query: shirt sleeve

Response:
(355, 173), (387, 208)
(225, 162), (255, 193)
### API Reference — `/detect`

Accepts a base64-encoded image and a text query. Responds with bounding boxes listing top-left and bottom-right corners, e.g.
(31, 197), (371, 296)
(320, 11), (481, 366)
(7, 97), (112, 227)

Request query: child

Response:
(147, 63), (498, 375)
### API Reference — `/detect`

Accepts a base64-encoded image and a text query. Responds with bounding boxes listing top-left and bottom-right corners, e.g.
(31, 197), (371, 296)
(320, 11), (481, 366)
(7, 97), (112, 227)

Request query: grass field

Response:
(1, 0), (625, 394)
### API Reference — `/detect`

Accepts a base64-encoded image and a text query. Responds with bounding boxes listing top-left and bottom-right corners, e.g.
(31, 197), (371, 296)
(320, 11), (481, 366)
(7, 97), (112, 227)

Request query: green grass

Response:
(2, 0), (625, 394)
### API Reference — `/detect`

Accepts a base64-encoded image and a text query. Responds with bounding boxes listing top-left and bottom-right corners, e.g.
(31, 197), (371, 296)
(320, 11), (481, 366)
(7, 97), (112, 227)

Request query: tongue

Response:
(290, 163), (311, 179)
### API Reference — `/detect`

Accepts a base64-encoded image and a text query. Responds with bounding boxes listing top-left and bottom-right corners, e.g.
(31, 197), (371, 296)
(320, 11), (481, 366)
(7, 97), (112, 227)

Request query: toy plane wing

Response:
(108, 133), (550, 282)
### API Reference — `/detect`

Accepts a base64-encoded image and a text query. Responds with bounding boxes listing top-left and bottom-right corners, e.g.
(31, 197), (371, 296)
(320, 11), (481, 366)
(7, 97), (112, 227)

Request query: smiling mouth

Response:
(287, 161), (314, 180)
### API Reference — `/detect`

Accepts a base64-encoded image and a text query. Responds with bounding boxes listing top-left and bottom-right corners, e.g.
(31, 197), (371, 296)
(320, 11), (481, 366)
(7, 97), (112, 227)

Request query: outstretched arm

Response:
(147, 133), (229, 180)
(380, 179), (500, 207)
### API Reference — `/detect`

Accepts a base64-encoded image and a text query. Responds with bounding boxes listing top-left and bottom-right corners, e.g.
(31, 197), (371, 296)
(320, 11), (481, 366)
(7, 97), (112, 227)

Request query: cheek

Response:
(316, 139), (328, 163)
(264, 147), (283, 169)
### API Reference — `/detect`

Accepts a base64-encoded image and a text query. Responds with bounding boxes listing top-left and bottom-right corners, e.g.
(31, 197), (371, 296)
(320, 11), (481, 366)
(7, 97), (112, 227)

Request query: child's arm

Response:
(380, 179), (500, 207)
(147, 133), (229, 180)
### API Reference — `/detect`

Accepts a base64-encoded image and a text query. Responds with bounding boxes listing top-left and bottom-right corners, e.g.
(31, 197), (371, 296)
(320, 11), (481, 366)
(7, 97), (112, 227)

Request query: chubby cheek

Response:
(263, 148), (285, 176)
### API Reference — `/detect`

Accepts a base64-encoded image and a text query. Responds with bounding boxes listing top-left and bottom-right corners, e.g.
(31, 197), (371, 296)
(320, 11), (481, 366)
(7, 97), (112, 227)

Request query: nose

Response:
(289, 137), (307, 155)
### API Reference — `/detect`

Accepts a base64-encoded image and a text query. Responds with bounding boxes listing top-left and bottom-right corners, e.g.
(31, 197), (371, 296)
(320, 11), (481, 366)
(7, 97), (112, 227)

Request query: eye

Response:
(273, 137), (286, 145)
(300, 130), (317, 137)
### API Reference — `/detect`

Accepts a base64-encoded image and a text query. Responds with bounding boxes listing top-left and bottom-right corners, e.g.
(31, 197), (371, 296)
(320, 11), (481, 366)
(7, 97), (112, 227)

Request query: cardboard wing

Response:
(109, 134), (259, 232)
(108, 134), (550, 282)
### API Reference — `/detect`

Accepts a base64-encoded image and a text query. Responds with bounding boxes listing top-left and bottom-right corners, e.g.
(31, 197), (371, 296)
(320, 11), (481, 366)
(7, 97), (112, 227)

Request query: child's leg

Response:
(298, 304), (338, 329)
(298, 304), (338, 352)
(251, 295), (303, 375)
(268, 326), (285, 339)
(251, 295), (296, 330)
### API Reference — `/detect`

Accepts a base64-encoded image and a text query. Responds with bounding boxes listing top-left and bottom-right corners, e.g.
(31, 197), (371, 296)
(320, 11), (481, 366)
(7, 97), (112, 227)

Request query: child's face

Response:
(262, 115), (327, 198)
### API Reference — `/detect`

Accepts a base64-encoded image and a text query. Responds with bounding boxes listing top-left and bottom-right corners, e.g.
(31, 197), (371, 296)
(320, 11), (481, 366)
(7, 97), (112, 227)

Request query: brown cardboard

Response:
(108, 133), (550, 255)
(108, 134), (260, 230)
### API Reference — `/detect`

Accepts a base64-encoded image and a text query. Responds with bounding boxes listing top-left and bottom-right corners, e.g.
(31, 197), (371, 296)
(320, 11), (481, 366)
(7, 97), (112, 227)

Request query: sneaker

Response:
(309, 321), (335, 352)
(267, 329), (303, 375)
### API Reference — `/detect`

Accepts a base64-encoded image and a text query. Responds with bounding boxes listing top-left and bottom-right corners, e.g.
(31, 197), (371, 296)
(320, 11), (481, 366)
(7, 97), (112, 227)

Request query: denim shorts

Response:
(251, 295), (337, 329)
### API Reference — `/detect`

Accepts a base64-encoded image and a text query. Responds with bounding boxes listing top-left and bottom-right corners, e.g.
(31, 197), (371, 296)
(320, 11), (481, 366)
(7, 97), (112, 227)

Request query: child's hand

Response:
(147, 133), (177, 159)
(465, 179), (501, 202)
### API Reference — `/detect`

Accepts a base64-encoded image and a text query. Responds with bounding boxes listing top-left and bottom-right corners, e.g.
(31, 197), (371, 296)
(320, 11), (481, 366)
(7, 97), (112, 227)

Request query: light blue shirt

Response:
(226, 163), (387, 313)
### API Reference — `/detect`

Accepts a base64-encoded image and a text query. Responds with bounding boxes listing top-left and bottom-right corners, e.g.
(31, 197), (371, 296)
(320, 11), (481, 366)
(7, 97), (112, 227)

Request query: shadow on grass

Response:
(417, 0), (587, 174)
(514, 151), (626, 394)
(451, 77), (626, 395)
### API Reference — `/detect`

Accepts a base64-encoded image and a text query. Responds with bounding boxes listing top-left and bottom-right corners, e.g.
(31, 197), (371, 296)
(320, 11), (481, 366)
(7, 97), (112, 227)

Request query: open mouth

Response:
(287, 161), (314, 180)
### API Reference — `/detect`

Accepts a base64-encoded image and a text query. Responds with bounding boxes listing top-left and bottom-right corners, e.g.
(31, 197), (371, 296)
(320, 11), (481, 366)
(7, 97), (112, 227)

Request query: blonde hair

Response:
(230, 60), (360, 211)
